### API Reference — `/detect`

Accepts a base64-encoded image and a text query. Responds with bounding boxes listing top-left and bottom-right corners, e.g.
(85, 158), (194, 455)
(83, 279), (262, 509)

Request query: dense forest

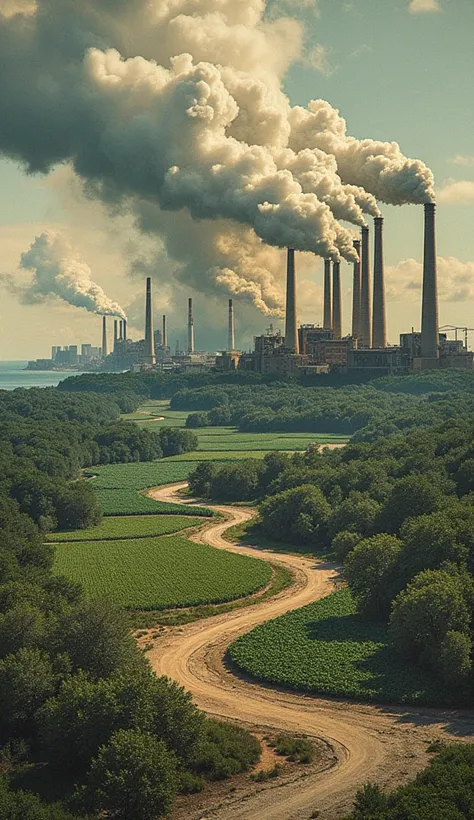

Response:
(190, 416), (474, 698)
(0, 388), (259, 818)
(0, 388), (196, 532)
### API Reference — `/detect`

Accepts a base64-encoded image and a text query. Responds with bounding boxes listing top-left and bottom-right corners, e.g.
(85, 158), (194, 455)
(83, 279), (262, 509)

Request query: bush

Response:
(332, 531), (361, 561)
(83, 729), (178, 820)
(260, 484), (331, 545)
(192, 718), (261, 780)
(344, 534), (402, 619)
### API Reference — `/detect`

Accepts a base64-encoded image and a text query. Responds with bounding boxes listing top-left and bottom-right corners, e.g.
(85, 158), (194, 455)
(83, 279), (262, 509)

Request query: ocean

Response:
(0, 361), (85, 391)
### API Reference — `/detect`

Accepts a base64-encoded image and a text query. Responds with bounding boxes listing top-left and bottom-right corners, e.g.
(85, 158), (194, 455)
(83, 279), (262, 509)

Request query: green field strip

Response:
(53, 535), (272, 610)
(48, 514), (203, 542)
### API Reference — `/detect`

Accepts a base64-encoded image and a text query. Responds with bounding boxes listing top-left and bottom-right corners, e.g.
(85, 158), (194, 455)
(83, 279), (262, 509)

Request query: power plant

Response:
(26, 205), (474, 377)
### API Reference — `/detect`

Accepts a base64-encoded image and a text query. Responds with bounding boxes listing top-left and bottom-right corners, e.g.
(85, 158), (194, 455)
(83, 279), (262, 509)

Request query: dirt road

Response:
(147, 483), (474, 820)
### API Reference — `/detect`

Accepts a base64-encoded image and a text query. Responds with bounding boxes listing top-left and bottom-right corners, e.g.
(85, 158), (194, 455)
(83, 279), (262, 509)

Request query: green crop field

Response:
(165, 451), (273, 462)
(229, 588), (447, 706)
(49, 514), (203, 542)
(88, 461), (197, 490)
(94, 488), (211, 517)
(53, 535), (272, 609)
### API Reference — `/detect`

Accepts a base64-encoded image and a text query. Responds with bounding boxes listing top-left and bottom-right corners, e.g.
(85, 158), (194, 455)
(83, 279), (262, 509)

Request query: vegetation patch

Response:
(95, 488), (211, 517)
(48, 514), (203, 542)
(53, 535), (272, 609)
(88, 460), (198, 489)
(229, 588), (449, 706)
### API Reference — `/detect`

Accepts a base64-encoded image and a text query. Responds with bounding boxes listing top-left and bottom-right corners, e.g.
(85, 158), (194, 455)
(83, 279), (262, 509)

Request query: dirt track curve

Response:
(147, 483), (474, 820)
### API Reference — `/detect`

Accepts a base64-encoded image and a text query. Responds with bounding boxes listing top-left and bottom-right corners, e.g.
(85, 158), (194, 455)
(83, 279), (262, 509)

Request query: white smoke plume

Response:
(9, 232), (126, 317)
(0, 0), (435, 314)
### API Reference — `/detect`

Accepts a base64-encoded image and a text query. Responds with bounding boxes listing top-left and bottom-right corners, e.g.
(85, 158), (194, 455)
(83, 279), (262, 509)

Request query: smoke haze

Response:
(8, 232), (127, 317)
(0, 0), (435, 315)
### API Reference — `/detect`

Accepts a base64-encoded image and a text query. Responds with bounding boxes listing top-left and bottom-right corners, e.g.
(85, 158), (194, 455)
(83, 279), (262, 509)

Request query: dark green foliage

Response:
(332, 531), (362, 561)
(82, 729), (178, 820)
(186, 412), (209, 428)
(260, 485), (331, 544)
(0, 777), (80, 820)
(273, 734), (314, 763)
(344, 535), (403, 619)
(345, 744), (474, 820)
(158, 426), (198, 456)
(192, 718), (261, 780)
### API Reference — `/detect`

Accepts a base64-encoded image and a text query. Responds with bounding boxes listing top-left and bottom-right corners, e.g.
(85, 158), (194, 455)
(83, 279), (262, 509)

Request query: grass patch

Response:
(87, 461), (198, 489)
(229, 588), (450, 706)
(48, 514), (204, 542)
(53, 534), (272, 609)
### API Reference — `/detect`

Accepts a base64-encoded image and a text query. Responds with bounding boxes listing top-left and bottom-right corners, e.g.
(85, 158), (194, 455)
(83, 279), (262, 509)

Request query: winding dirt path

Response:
(147, 483), (474, 820)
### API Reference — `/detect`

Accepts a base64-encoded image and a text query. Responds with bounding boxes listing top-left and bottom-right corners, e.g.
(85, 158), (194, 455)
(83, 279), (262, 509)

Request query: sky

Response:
(0, 0), (473, 358)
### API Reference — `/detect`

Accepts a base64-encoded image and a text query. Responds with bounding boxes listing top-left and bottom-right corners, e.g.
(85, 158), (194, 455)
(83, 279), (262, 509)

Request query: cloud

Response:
(0, 0), (36, 17)
(386, 256), (474, 302)
(307, 44), (338, 77)
(409, 0), (441, 13)
(437, 181), (474, 204)
(448, 155), (474, 168)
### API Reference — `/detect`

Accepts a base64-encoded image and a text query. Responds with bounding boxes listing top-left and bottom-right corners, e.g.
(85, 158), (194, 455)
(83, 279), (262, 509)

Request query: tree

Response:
(439, 630), (472, 691)
(331, 531), (361, 562)
(185, 412), (209, 428)
(398, 513), (468, 585)
(344, 534), (402, 619)
(260, 484), (331, 545)
(378, 474), (445, 533)
(83, 729), (178, 820)
(188, 462), (218, 497)
(328, 492), (381, 539)
(0, 648), (57, 735)
(389, 567), (472, 672)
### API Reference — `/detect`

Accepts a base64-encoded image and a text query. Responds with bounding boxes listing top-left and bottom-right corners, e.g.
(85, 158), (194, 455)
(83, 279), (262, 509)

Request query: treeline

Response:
(0, 389), (196, 531)
(0, 496), (260, 819)
(346, 744), (474, 819)
(190, 418), (474, 699)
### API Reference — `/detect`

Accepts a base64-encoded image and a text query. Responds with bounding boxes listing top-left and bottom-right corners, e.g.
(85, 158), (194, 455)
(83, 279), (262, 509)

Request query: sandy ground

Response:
(147, 483), (474, 820)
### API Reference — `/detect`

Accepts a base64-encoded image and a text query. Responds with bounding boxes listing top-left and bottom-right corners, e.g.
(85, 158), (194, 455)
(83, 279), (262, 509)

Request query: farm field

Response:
(94, 487), (211, 517)
(88, 461), (198, 489)
(53, 534), (272, 609)
(229, 588), (447, 706)
(49, 514), (203, 542)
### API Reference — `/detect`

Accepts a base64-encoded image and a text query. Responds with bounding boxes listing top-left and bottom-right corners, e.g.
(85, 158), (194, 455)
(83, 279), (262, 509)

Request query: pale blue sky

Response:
(1, 0), (473, 357)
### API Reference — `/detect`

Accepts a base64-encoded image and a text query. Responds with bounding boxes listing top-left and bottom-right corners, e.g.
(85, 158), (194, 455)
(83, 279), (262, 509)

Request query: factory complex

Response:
(27, 204), (473, 379)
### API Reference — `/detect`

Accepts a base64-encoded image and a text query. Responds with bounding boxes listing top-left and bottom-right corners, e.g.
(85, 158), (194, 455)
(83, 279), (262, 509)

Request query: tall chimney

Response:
(228, 299), (235, 351)
(162, 315), (168, 348)
(123, 319), (127, 343)
(188, 297), (195, 354)
(332, 261), (342, 339)
(284, 249), (299, 353)
(144, 277), (155, 365)
(113, 319), (118, 353)
(372, 217), (387, 348)
(323, 259), (332, 329)
(119, 320), (123, 341)
(102, 316), (108, 359)
(351, 240), (361, 340)
(421, 203), (439, 364)
(359, 226), (372, 348)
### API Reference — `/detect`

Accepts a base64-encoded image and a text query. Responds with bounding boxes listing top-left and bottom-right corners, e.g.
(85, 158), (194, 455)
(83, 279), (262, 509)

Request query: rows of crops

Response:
(229, 588), (446, 706)
(95, 488), (211, 517)
(88, 461), (197, 490)
(49, 514), (203, 542)
(53, 535), (272, 609)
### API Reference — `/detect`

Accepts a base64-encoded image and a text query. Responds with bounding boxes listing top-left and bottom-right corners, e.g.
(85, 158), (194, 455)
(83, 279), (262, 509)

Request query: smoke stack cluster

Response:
(162, 315), (168, 348)
(351, 240), (361, 340)
(102, 315), (108, 359)
(421, 203), (439, 363)
(144, 277), (155, 365)
(228, 299), (235, 351)
(372, 217), (387, 348)
(359, 226), (372, 348)
(323, 259), (332, 330)
(188, 297), (195, 354)
(284, 249), (299, 353)
(332, 261), (342, 339)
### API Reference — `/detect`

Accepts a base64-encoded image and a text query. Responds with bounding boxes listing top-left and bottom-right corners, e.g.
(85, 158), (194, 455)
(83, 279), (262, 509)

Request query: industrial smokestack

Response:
(162, 315), (168, 348)
(188, 297), (195, 354)
(114, 319), (118, 353)
(119, 320), (123, 341)
(144, 277), (156, 365)
(228, 299), (235, 351)
(351, 240), (361, 340)
(102, 315), (108, 359)
(284, 249), (299, 353)
(421, 203), (439, 364)
(359, 226), (372, 348)
(323, 259), (332, 329)
(372, 217), (387, 348)
(332, 261), (342, 339)
(123, 319), (127, 343)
